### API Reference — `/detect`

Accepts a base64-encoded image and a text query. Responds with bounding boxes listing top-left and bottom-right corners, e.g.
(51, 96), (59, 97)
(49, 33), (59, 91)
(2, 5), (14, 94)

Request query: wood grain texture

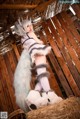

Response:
(0, 7), (80, 116)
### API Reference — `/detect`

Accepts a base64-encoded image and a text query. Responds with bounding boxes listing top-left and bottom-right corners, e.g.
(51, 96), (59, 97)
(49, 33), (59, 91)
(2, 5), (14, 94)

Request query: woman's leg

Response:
(35, 82), (42, 91)
(25, 55), (50, 110)
(35, 55), (63, 104)
(35, 55), (51, 92)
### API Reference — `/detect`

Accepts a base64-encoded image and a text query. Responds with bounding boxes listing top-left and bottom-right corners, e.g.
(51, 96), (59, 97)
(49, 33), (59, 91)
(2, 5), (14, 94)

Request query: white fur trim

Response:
(13, 49), (32, 112)
(30, 46), (51, 63)
(25, 90), (48, 110)
(42, 91), (63, 105)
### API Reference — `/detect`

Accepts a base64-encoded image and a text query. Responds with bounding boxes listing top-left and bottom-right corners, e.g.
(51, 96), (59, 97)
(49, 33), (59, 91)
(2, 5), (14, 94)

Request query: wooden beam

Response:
(28, 0), (54, 17)
(0, 4), (37, 9)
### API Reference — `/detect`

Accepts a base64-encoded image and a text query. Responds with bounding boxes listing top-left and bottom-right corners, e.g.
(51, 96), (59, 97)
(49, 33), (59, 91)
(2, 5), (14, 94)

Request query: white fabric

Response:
(13, 49), (32, 112)
(21, 36), (36, 50)
(30, 46), (51, 63)
(40, 77), (51, 92)
(21, 35), (51, 63)
(35, 67), (51, 92)
(34, 55), (51, 92)
(42, 91), (63, 104)
(35, 82), (42, 91)
(25, 90), (48, 110)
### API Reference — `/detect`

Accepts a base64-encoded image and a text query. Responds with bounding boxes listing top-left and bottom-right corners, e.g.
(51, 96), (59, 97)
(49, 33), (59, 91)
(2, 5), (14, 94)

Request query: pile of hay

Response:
(26, 96), (80, 119)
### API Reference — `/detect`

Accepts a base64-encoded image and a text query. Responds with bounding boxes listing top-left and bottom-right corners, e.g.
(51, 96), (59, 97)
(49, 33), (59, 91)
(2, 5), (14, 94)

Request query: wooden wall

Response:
(0, 4), (80, 117)
(0, 45), (20, 114)
(39, 4), (80, 97)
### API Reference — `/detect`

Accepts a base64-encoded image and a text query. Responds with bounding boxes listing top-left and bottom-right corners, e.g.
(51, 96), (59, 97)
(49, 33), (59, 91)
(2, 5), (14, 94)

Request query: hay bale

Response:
(26, 97), (80, 119)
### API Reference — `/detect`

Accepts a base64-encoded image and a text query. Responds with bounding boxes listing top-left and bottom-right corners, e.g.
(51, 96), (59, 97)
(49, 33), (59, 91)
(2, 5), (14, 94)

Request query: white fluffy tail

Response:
(13, 49), (32, 112)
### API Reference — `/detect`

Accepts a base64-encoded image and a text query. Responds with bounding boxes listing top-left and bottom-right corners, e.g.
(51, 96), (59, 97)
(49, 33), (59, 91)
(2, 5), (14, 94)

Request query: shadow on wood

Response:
(26, 97), (80, 119)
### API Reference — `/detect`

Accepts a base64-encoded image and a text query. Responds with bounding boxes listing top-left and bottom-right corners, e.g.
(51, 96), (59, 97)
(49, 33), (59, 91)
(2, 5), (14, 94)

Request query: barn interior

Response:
(0, 0), (80, 119)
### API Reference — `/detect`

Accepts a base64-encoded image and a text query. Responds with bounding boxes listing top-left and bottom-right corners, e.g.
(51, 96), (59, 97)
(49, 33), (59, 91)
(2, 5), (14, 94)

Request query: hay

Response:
(26, 97), (80, 119)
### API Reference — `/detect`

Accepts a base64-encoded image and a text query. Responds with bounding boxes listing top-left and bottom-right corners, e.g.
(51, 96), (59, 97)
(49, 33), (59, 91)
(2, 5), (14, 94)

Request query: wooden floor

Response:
(0, 4), (80, 118)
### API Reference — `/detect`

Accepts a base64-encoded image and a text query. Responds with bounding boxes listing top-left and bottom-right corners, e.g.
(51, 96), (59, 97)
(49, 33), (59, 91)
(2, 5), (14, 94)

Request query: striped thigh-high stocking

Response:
(34, 55), (63, 105)
(34, 55), (51, 92)
(34, 63), (63, 104)
(34, 63), (51, 92)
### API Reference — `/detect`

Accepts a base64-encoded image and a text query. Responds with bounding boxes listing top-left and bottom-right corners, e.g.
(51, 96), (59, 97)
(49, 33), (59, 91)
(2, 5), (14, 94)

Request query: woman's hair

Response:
(14, 18), (32, 36)
(22, 19), (32, 29)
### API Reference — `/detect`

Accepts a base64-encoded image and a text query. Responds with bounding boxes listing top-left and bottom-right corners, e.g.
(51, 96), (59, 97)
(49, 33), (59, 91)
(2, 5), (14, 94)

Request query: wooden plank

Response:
(29, 0), (53, 17)
(3, 54), (14, 83)
(59, 12), (80, 58)
(0, 68), (8, 111)
(42, 21), (80, 96)
(12, 44), (20, 61)
(12, 49), (18, 64)
(48, 64), (63, 97)
(74, 19), (80, 33)
(61, 11), (80, 43)
(72, 4), (80, 19)
(50, 16), (80, 89)
(40, 33), (63, 96)
(3, 53), (19, 112)
(58, 12), (80, 58)
(0, 55), (14, 113)
(48, 56), (74, 97)
(56, 14), (80, 73)
(0, 54), (18, 112)
(48, 52), (72, 97)
(17, 45), (22, 55)
(39, 31), (68, 97)
(7, 50), (17, 74)
(41, 25), (74, 97)
(0, 4), (37, 9)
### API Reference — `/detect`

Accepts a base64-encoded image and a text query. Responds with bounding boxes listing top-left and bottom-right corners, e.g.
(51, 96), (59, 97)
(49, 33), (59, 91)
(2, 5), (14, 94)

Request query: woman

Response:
(14, 18), (63, 111)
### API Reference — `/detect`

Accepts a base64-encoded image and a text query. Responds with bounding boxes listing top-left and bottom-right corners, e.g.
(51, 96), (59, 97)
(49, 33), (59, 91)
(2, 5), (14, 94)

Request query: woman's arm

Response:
(29, 32), (43, 44)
